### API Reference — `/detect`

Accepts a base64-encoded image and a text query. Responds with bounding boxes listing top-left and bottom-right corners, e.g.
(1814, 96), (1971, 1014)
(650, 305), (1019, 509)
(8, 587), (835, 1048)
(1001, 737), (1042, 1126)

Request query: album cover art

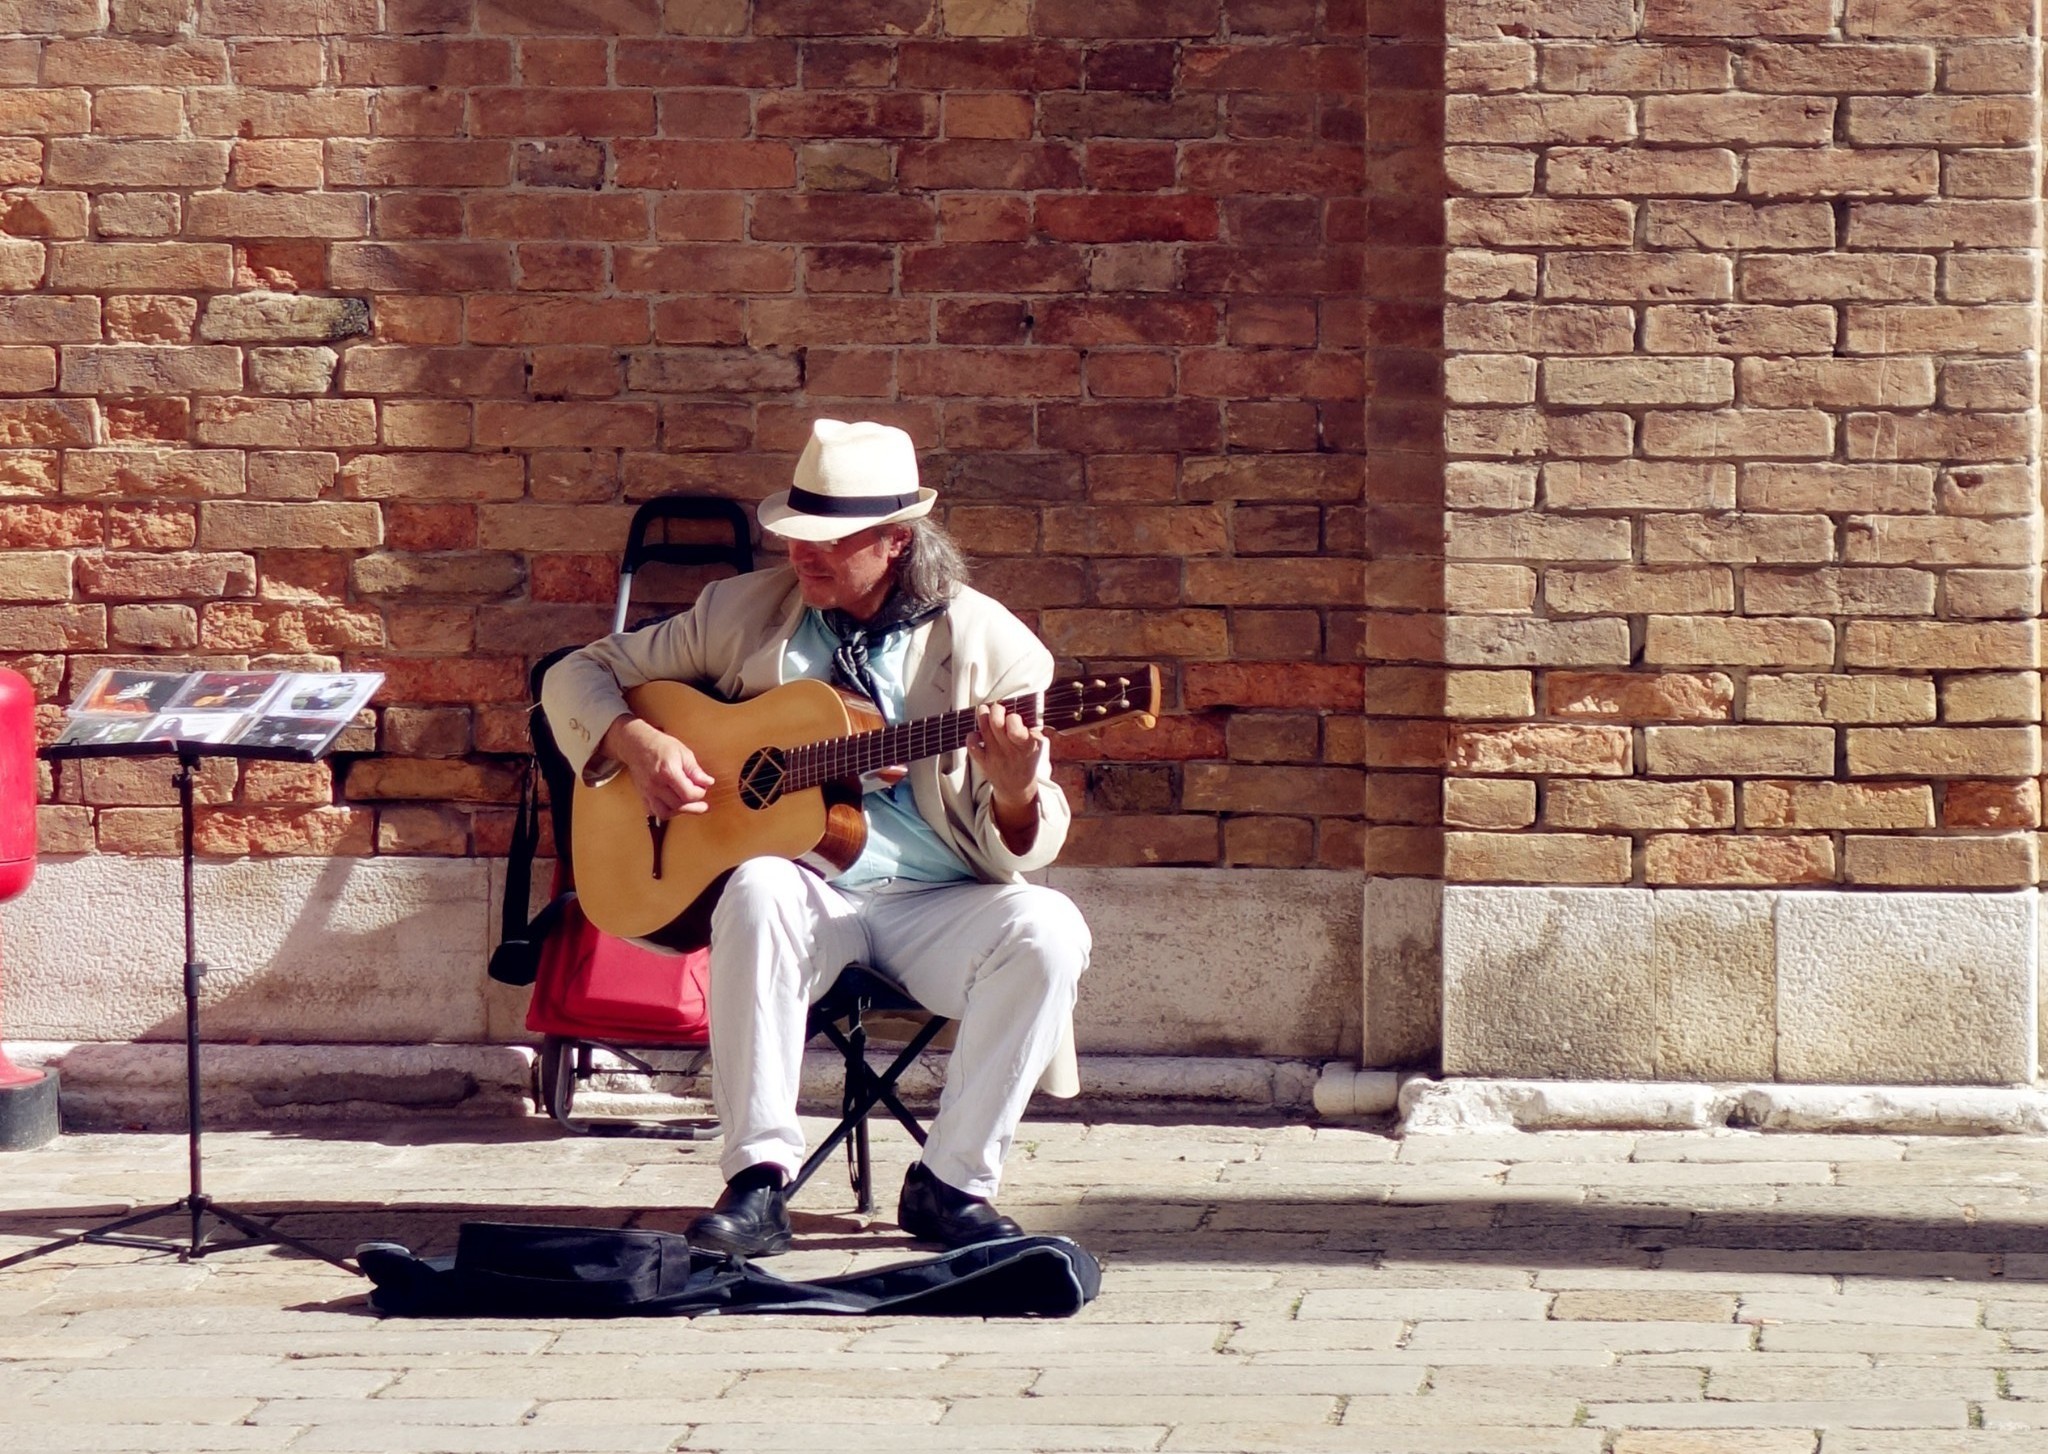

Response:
(169, 672), (283, 713)
(75, 669), (184, 715)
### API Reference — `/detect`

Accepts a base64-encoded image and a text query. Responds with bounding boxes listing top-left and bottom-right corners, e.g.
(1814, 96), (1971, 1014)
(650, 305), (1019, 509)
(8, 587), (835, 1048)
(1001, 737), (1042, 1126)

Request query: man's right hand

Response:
(601, 713), (715, 820)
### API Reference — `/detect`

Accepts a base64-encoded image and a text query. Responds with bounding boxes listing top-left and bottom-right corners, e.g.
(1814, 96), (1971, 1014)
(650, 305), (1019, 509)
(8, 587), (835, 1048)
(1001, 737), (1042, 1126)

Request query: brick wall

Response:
(9, 0), (2042, 898)
(1, 0), (1371, 868)
(1436, 0), (2044, 890)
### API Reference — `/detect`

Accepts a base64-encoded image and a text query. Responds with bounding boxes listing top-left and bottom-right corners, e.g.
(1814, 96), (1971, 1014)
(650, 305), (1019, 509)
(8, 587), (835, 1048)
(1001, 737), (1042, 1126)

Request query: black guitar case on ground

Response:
(357, 1222), (1102, 1319)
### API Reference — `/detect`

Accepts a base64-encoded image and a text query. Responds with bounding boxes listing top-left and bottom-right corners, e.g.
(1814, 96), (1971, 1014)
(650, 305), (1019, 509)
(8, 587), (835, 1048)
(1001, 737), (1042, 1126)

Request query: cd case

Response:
(53, 669), (383, 759)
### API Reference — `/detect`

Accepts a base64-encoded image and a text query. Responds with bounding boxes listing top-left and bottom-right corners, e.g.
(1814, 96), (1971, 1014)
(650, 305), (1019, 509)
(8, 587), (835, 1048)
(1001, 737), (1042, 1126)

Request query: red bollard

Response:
(0, 666), (56, 1148)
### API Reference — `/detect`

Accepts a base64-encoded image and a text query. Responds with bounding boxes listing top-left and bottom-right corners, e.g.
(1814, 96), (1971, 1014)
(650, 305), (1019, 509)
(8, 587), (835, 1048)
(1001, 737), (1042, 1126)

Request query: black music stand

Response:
(2, 734), (360, 1274)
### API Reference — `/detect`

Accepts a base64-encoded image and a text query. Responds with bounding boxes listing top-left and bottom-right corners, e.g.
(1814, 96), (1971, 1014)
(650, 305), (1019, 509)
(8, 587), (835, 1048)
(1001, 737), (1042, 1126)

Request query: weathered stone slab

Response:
(1, 856), (492, 1042)
(1443, 886), (1656, 1078)
(1049, 867), (1363, 1059)
(1776, 890), (2037, 1084)
(1364, 876), (1441, 1067)
(1651, 889), (1775, 1080)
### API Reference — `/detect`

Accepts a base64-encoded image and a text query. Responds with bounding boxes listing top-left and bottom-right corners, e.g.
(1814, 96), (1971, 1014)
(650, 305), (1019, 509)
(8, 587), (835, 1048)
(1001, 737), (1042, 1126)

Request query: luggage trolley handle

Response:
(615, 497), (756, 634)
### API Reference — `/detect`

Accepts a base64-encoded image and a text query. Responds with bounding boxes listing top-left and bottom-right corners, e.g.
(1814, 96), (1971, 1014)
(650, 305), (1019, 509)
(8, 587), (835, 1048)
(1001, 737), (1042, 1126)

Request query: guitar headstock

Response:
(1041, 665), (1160, 736)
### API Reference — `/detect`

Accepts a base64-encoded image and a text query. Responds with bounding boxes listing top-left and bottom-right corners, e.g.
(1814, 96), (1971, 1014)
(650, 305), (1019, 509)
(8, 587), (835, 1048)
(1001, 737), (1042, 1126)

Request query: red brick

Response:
(748, 298), (929, 346)
(751, 194), (935, 242)
(467, 193), (648, 240)
(1085, 140), (1178, 191)
(653, 297), (747, 345)
(1036, 0), (1219, 38)
(471, 87), (655, 137)
(1035, 194), (1219, 243)
(1183, 143), (1365, 194)
(897, 41), (1080, 91)
(326, 140), (512, 188)
(1185, 662), (1362, 710)
(1184, 41), (1363, 91)
(903, 243), (1091, 295)
(759, 91), (936, 139)
(752, 0), (937, 35)
(1040, 401), (1223, 454)
(899, 141), (1084, 191)
(612, 140), (795, 189)
(334, 39), (512, 85)
(468, 294), (649, 345)
(475, 401), (657, 449)
(617, 244), (796, 294)
(330, 243), (514, 293)
(899, 347), (1080, 399)
(1035, 298), (1220, 346)
(614, 38), (798, 86)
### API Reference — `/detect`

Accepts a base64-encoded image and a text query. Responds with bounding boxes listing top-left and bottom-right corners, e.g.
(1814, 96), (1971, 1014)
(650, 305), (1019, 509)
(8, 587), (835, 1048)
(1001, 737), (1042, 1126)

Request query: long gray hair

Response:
(895, 517), (969, 608)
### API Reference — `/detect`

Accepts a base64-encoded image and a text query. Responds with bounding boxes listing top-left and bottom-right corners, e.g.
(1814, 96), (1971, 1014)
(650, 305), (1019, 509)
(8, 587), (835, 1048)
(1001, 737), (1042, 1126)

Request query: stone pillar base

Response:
(0, 1067), (58, 1148)
(1399, 1077), (2048, 1136)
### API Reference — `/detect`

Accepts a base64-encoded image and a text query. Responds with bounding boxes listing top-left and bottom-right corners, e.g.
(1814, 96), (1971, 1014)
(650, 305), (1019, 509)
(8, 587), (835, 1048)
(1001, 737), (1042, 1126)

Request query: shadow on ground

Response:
(7, 1193), (2047, 1277)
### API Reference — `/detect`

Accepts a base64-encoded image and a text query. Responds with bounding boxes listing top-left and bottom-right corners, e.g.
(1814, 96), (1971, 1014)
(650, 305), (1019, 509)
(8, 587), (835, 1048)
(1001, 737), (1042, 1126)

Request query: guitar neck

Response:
(783, 691), (1041, 792)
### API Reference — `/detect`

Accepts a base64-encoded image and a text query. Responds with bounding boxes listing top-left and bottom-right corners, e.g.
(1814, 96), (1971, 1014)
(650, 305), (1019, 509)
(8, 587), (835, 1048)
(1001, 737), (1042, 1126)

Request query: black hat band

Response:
(784, 486), (921, 517)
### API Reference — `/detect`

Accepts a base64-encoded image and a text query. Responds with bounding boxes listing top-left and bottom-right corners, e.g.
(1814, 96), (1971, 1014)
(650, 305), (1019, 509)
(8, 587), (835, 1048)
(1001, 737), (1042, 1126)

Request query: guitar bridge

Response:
(646, 815), (667, 880)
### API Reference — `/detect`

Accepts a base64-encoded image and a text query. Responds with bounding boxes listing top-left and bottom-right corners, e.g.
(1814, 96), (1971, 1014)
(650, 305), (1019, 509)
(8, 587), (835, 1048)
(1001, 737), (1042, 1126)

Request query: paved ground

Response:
(4, 1112), (2048, 1452)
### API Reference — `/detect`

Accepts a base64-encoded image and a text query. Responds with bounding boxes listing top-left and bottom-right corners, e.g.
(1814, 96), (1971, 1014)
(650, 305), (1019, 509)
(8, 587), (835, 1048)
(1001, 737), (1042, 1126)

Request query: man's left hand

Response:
(968, 700), (1043, 851)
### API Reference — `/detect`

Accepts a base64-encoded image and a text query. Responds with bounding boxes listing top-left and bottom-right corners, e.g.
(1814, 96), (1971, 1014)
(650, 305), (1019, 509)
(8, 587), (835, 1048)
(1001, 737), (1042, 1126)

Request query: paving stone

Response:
(246, 1398), (530, 1426)
(1031, 1362), (1424, 1397)
(1706, 1365), (1996, 1399)
(1613, 1436), (1819, 1454)
(293, 1429), (682, 1452)
(942, 1394), (1340, 1425)
(1407, 1320), (1758, 1353)
(0, 1427), (290, 1453)
(2, 1119), (2043, 1454)
(680, 1427), (1165, 1451)
(1760, 1325), (2010, 1354)
(1550, 1289), (1738, 1321)
(1738, 1292), (1985, 1327)
(1824, 1437), (2048, 1453)
(1297, 1287), (1551, 1320)
(1590, 1399), (1969, 1428)
(1166, 1426), (1603, 1452)
(532, 1395), (942, 1425)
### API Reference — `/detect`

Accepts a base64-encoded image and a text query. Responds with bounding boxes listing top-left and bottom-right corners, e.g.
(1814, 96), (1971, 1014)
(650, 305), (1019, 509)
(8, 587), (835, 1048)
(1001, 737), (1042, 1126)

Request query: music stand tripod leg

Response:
(56, 750), (356, 1276)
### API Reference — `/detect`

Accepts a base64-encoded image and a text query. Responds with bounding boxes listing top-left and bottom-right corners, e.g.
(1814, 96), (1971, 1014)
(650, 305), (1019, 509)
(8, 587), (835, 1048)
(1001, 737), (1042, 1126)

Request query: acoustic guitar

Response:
(571, 667), (1160, 950)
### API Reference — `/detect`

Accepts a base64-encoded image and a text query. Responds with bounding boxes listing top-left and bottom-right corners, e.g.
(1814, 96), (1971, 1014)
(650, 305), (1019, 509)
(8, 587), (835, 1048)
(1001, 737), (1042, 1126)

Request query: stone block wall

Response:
(0, 0), (1371, 874)
(1435, 0), (2043, 893)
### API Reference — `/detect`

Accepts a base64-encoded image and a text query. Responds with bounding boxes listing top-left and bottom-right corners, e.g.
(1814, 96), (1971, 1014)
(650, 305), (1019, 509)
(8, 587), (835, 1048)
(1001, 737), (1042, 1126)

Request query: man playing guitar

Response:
(542, 419), (1089, 1256)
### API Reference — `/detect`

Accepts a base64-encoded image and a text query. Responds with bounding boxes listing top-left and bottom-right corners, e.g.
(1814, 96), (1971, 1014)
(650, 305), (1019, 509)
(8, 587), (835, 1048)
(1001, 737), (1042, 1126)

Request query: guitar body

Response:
(570, 678), (878, 951)
(566, 663), (1160, 951)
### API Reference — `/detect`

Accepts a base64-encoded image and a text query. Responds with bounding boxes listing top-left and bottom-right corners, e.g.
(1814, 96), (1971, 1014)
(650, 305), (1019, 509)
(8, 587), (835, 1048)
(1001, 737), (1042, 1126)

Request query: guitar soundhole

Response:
(738, 747), (786, 810)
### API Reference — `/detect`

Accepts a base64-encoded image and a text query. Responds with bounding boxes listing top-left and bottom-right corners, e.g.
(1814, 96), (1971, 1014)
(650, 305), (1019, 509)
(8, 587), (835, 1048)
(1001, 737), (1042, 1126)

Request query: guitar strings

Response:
(609, 682), (1124, 815)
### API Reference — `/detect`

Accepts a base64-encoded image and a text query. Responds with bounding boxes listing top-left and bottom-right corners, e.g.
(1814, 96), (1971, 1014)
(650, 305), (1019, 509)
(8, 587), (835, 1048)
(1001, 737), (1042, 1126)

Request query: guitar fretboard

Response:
(779, 680), (1118, 792)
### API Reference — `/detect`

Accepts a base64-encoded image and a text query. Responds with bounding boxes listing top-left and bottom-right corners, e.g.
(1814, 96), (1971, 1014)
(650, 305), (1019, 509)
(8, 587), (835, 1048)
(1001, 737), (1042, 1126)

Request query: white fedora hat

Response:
(758, 418), (937, 541)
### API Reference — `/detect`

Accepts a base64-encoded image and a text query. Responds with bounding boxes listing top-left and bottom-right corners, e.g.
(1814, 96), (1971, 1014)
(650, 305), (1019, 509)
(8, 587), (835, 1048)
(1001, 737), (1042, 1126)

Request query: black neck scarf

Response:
(821, 589), (945, 713)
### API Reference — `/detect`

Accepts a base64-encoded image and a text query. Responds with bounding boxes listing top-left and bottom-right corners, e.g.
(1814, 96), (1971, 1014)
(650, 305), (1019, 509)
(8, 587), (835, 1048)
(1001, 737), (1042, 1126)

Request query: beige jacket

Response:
(540, 565), (1080, 1095)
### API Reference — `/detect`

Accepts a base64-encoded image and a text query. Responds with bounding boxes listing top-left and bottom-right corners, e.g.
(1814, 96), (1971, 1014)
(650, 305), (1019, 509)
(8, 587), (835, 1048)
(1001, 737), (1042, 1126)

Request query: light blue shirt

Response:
(783, 609), (974, 889)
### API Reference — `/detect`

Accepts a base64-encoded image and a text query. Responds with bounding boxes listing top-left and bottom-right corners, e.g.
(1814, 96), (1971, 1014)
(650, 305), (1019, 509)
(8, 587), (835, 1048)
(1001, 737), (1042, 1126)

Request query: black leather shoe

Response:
(686, 1165), (791, 1258)
(897, 1161), (1023, 1248)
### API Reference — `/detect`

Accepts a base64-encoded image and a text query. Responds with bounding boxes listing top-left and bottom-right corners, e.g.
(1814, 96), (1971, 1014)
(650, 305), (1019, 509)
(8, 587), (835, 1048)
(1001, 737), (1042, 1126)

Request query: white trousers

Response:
(708, 856), (1089, 1201)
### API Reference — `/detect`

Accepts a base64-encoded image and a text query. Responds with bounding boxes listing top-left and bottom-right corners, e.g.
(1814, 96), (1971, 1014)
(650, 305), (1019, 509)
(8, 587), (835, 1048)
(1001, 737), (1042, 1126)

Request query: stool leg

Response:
(846, 1018), (871, 1213)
